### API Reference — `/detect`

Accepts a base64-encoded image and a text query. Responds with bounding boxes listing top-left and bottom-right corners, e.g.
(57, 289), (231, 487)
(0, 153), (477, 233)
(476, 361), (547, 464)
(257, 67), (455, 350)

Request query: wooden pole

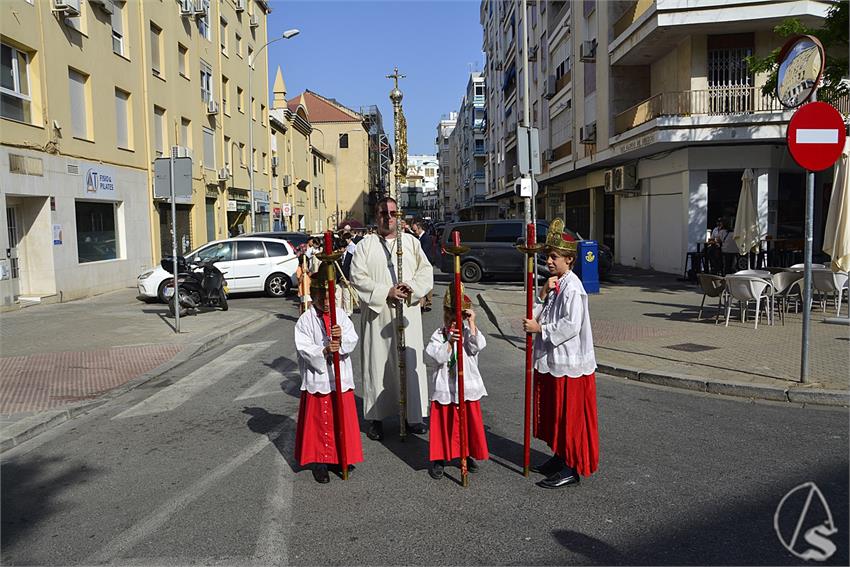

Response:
(322, 231), (348, 480)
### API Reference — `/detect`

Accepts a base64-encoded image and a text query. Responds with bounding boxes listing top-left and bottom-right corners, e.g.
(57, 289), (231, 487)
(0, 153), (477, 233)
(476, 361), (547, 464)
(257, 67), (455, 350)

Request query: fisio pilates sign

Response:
(85, 168), (116, 196)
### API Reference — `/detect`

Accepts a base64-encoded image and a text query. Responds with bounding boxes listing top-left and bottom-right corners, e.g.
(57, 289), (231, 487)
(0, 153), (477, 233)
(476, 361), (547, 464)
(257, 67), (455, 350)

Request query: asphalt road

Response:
(2, 282), (848, 566)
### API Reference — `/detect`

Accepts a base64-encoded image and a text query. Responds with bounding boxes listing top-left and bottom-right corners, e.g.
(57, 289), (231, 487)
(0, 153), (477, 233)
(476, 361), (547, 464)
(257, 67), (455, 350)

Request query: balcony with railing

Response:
(609, 1), (831, 66)
(615, 87), (792, 135)
(548, 1), (570, 37)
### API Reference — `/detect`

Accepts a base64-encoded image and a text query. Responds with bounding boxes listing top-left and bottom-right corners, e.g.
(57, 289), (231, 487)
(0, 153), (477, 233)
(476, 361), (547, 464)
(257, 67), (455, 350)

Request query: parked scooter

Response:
(162, 255), (228, 317)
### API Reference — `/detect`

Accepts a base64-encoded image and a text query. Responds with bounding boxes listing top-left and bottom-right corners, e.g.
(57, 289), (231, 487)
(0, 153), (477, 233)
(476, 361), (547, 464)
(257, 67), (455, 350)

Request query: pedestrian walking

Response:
(411, 219), (435, 311)
(350, 197), (434, 441)
(521, 219), (599, 489)
(424, 287), (489, 480)
(294, 265), (363, 484)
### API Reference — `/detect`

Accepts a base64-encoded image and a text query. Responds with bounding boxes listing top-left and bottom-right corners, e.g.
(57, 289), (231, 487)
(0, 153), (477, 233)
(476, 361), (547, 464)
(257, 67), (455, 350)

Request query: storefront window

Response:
(76, 201), (118, 263)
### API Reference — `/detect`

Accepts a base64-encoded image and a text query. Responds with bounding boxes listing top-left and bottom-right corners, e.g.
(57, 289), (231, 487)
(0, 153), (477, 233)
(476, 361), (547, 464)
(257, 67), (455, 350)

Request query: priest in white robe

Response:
(351, 197), (434, 441)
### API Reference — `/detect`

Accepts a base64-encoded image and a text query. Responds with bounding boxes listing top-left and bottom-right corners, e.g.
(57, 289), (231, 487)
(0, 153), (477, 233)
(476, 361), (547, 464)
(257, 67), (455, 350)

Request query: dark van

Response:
(439, 220), (612, 283)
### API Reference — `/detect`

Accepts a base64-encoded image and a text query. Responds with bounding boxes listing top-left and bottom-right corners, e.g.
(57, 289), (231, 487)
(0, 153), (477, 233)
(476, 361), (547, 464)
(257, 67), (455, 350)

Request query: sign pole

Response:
(170, 149), (180, 334)
(800, 87), (816, 383)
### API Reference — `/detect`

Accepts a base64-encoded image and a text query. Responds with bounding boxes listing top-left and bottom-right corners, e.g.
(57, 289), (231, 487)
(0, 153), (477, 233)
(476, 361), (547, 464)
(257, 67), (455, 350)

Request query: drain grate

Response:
(665, 343), (719, 353)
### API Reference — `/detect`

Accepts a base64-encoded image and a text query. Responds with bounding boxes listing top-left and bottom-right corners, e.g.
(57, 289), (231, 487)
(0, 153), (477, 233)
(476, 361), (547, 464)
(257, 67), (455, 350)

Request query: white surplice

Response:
(532, 270), (597, 378)
(424, 325), (488, 405)
(350, 232), (434, 422)
(294, 306), (358, 394)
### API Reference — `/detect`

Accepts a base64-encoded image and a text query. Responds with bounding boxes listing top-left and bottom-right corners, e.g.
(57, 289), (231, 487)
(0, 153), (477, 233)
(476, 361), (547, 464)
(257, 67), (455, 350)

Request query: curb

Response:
(477, 292), (849, 408)
(0, 310), (275, 453)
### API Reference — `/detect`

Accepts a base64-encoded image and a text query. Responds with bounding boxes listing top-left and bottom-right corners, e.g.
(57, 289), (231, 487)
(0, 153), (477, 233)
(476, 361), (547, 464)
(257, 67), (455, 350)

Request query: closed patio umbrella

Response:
(733, 168), (763, 269)
(823, 140), (850, 273)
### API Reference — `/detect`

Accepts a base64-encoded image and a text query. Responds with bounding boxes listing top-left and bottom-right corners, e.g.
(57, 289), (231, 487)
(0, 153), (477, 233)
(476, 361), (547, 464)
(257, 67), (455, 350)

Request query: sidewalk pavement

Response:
(0, 288), (275, 451)
(478, 267), (849, 407)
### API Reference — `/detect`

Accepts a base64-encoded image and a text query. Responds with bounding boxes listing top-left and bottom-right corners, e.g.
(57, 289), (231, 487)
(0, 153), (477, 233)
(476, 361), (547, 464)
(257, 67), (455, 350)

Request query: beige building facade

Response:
(288, 91), (369, 228)
(0, 0), (272, 307)
(481, 0), (845, 275)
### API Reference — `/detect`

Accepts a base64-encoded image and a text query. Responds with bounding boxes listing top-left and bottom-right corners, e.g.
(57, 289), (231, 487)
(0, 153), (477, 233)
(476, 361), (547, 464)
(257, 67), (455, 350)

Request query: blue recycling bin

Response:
(575, 240), (600, 294)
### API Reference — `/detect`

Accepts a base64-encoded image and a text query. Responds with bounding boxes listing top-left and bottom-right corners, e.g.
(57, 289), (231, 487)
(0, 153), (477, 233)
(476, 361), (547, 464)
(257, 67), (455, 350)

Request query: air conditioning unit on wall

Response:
(579, 122), (596, 144)
(604, 170), (614, 194)
(218, 167), (231, 181)
(52, 0), (81, 16)
(235, 0), (245, 12)
(614, 164), (637, 191)
(543, 75), (557, 99)
(579, 40), (597, 62)
(206, 100), (219, 115)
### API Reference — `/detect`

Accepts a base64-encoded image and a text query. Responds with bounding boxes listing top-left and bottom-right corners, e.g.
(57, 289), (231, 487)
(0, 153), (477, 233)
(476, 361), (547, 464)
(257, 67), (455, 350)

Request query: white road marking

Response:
(113, 341), (276, 419)
(87, 421), (288, 564)
(252, 426), (296, 564)
(234, 359), (300, 401)
(797, 128), (839, 144)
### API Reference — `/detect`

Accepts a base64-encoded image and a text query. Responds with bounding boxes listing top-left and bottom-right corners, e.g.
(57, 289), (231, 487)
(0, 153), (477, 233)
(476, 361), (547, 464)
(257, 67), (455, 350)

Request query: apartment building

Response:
(480, 0), (845, 275)
(448, 72), (495, 221)
(399, 154), (439, 219)
(269, 68), (331, 234)
(287, 91), (370, 227)
(0, 0), (271, 307)
(435, 112), (458, 221)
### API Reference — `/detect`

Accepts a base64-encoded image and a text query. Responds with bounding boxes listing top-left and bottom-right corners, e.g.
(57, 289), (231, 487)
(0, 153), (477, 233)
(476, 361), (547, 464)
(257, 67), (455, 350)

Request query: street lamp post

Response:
(248, 29), (299, 232)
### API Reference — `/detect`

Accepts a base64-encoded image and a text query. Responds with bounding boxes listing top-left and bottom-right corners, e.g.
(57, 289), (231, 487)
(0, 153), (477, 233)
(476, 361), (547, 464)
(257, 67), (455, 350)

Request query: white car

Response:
(137, 237), (299, 303)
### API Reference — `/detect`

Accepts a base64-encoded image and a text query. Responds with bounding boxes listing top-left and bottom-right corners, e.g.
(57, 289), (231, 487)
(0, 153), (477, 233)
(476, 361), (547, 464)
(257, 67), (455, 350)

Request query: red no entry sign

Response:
(787, 101), (847, 171)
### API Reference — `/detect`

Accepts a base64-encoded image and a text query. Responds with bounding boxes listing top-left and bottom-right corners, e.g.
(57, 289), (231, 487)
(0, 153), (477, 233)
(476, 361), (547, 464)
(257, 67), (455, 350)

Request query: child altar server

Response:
(294, 265), (363, 483)
(424, 286), (489, 480)
(522, 219), (599, 489)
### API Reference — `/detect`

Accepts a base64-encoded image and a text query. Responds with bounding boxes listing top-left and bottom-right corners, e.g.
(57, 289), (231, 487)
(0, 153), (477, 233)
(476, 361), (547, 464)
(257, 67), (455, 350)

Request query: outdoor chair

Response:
(696, 274), (726, 323)
(735, 269), (771, 278)
(812, 270), (849, 317)
(770, 271), (803, 325)
(724, 275), (773, 329)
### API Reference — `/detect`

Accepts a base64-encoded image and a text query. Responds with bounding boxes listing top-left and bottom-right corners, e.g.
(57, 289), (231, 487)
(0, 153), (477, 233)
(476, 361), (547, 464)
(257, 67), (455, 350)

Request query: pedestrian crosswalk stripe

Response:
(113, 341), (275, 420)
(234, 359), (300, 401)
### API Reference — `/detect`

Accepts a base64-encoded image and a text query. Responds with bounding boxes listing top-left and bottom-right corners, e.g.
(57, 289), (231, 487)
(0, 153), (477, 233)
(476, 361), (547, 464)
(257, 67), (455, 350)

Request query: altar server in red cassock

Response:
(294, 266), (363, 484)
(522, 219), (600, 489)
(424, 286), (489, 480)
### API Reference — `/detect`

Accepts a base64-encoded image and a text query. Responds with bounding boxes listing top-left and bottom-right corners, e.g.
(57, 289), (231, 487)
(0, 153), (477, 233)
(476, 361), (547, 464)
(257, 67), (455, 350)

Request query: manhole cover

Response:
(665, 343), (718, 352)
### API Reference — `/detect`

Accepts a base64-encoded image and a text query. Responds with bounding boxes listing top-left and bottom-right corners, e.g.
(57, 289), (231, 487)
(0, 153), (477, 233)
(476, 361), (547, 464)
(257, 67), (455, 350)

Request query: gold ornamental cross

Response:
(386, 66), (406, 89)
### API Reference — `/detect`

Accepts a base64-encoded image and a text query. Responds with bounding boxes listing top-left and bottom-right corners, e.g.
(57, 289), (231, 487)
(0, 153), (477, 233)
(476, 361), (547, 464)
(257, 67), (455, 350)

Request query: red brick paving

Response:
(0, 345), (182, 414)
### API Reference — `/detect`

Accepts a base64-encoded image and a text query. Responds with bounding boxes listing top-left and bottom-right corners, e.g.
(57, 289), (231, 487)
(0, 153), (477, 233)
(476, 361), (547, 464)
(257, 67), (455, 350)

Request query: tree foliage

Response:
(746, 0), (848, 103)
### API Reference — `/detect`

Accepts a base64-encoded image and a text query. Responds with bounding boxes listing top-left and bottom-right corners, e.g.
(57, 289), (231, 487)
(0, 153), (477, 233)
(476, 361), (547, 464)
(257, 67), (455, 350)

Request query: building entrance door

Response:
(5, 206), (20, 301)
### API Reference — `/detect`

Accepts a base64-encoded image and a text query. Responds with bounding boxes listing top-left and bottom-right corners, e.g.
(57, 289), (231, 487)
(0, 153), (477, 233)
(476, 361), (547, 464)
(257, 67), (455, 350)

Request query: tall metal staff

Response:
(317, 231), (349, 480)
(516, 224), (543, 477)
(394, 209), (408, 441)
(445, 230), (471, 487)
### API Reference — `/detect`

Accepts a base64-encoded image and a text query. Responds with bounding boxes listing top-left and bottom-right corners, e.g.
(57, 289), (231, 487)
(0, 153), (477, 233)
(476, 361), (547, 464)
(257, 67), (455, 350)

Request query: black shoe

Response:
(367, 420), (384, 441)
(329, 464), (356, 476)
(406, 421), (428, 435)
(312, 465), (330, 484)
(466, 457), (479, 473)
(530, 455), (564, 476)
(537, 467), (580, 489)
(429, 460), (444, 479)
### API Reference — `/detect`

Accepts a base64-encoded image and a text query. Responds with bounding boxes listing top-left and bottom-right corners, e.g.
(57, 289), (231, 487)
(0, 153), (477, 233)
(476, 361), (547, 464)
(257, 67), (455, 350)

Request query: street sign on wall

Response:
(786, 102), (846, 171)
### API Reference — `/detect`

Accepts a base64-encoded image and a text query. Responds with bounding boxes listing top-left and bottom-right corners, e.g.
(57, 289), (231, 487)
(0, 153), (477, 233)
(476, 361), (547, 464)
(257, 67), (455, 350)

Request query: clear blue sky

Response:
(266, 0), (484, 155)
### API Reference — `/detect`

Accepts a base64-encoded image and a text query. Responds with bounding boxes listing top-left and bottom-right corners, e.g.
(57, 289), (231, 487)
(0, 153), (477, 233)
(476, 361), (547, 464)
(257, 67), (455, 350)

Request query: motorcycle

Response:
(161, 255), (229, 317)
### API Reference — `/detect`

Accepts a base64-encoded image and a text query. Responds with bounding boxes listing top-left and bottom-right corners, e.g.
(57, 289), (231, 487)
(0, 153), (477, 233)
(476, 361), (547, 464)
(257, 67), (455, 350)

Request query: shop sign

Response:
(85, 167), (116, 195)
(227, 200), (237, 212)
(253, 190), (269, 202)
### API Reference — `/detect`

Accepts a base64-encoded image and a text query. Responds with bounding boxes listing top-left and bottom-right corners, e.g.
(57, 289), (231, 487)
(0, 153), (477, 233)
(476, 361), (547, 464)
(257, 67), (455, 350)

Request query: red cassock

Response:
(429, 400), (489, 462)
(295, 390), (363, 466)
(533, 371), (599, 478)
